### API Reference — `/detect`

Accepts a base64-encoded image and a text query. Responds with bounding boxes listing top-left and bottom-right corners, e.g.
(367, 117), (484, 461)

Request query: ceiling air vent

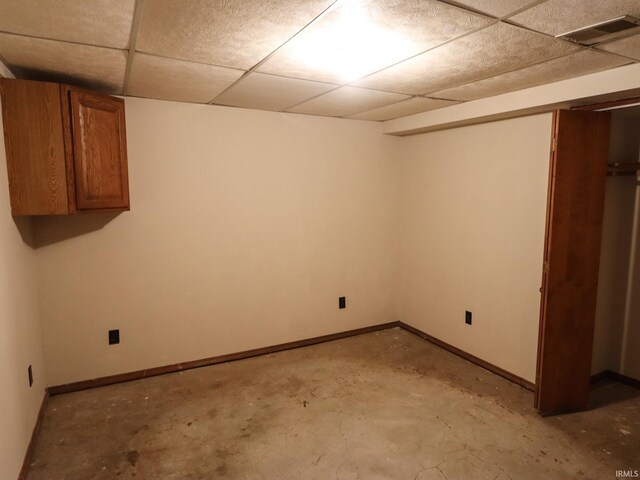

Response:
(556, 15), (640, 46)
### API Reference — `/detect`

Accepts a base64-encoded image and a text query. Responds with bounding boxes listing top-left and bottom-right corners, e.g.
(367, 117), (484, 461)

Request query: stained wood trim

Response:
(535, 110), (559, 408)
(591, 370), (640, 389)
(398, 321), (536, 392)
(610, 371), (640, 389)
(48, 322), (401, 395)
(69, 89), (129, 211)
(59, 84), (77, 214)
(590, 370), (611, 384)
(534, 109), (611, 414)
(48, 320), (537, 396)
(18, 390), (49, 480)
(0, 78), (69, 215)
(572, 96), (640, 111)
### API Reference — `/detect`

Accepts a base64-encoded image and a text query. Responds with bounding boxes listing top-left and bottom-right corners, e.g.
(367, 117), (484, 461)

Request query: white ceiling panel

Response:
(288, 86), (409, 117)
(127, 53), (244, 104)
(136, 0), (334, 70)
(431, 50), (631, 101)
(0, 33), (126, 93)
(597, 33), (640, 60)
(213, 72), (336, 111)
(257, 0), (493, 84)
(510, 0), (640, 36)
(0, 0), (635, 117)
(0, 0), (135, 49)
(349, 97), (459, 121)
(355, 22), (578, 95)
(448, 0), (542, 18)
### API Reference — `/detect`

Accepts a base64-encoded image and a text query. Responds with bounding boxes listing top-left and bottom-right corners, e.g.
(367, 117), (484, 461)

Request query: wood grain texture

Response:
(0, 79), (131, 215)
(0, 79), (69, 215)
(59, 84), (77, 213)
(534, 110), (557, 408)
(535, 109), (611, 415)
(70, 89), (129, 211)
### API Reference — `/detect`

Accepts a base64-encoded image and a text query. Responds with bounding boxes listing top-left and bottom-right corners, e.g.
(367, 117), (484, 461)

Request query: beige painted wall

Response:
(593, 111), (640, 380)
(395, 114), (553, 383)
(622, 187), (640, 380)
(3, 86), (637, 477)
(593, 175), (634, 374)
(35, 104), (553, 389)
(36, 98), (401, 386)
(0, 100), (47, 480)
(612, 110), (640, 381)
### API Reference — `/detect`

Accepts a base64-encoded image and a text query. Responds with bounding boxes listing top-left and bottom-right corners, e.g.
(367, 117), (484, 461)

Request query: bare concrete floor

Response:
(27, 328), (639, 479)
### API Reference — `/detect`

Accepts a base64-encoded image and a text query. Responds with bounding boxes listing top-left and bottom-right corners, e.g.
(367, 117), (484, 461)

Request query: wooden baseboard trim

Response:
(591, 369), (640, 389)
(18, 389), (49, 480)
(590, 370), (611, 385)
(397, 321), (536, 392)
(48, 321), (401, 396)
(48, 320), (543, 396)
(611, 371), (640, 389)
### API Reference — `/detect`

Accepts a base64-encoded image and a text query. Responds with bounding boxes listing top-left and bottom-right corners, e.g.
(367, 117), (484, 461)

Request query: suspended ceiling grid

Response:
(0, 0), (638, 121)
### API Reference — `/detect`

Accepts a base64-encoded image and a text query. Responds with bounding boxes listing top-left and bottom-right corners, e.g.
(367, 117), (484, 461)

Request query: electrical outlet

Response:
(108, 329), (120, 345)
(465, 311), (472, 325)
(339, 297), (346, 309)
(28, 365), (33, 387)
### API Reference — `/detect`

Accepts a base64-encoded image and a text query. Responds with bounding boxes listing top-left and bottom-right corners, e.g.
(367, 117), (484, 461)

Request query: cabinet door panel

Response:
(0, 79), (69, 215)
(70, 90), (129, 210)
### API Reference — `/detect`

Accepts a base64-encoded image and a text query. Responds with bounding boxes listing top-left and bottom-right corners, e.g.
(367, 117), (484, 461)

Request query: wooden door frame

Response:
(534, 94), (640, 413)
(535, 108), (613, 414)
(534, 111), (558, 409)
(572, 95), (640, 112)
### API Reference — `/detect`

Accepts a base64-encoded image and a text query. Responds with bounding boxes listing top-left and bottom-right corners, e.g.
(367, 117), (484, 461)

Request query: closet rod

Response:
(606, 162), (640, 177)
(608, 162), (640, 170)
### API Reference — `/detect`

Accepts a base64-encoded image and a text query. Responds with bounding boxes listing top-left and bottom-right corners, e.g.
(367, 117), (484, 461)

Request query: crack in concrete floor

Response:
(26, 328), (640, 479)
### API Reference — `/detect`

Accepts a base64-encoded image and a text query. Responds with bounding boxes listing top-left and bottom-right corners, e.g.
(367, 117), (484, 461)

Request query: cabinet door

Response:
(70, 90), (129, 210)
(0, 79), (69, 215)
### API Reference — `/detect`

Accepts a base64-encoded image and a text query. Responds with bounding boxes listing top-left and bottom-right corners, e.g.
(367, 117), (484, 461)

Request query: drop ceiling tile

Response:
(0, 0), (135, 49)
(598, 33), (640, 60)
(431, 50), (631, 101)
(449, 0), (541, 18)
(288, 86), (409, 117)
(349, 97), (459, 121)
(510, 0), (640, 36)
(127, 53), (244, 104)
(257, 0), (493, 84)
(136, 0), (334, 70)
(0, 33), (126, 93)
(213, 72), (337, 111)
(354, 22), (579, 95)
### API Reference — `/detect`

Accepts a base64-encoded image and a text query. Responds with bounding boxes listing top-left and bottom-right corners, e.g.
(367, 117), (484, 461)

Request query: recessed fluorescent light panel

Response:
(291, 1), (415, 82)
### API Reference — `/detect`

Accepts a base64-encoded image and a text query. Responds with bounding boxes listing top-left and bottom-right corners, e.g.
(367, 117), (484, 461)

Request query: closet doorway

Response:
(535, 100), (640, 415)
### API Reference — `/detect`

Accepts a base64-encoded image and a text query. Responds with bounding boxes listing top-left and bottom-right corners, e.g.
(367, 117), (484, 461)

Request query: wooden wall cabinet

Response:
(0, 79), (129, 215)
